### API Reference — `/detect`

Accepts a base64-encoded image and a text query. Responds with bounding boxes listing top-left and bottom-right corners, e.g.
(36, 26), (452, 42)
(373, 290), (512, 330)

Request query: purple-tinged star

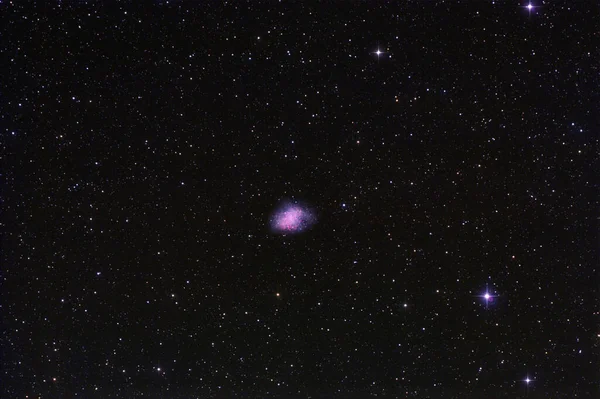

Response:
(521, 2), (539, 15)
(474, 283), (498, 308)
(479, 291), (497, 308)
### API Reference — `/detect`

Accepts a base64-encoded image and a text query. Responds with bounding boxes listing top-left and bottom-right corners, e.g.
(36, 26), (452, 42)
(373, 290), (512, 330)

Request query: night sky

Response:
(2, 1), (599, 398)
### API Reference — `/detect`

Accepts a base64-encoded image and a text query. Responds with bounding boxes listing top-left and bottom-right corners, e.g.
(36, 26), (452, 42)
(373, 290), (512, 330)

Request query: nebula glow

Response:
(270, 203), (315, 234)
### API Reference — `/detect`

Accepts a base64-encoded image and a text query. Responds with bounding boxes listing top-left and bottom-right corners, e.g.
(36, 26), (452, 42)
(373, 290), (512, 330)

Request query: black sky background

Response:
(2, 1), (599, 398)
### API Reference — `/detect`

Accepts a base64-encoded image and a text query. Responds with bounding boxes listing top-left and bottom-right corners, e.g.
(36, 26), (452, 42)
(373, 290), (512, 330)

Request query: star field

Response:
(2, 1), (599, 398)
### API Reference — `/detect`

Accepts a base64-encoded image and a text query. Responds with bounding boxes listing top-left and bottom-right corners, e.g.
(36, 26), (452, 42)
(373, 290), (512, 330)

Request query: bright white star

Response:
(475, 284), (498, 308)
(372, 47), (387, 59)
(522, 2), (540, 14)
(478, 290), (496, 302)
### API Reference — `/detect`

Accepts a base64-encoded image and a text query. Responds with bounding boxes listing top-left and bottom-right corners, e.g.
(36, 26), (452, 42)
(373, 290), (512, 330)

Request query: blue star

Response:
(475, 283), (498, 308)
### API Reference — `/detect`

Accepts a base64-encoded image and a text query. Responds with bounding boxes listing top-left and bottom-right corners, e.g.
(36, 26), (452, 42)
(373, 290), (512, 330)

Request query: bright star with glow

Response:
(521, 2), (540, 15)
(522, 375), (535, 386)
(479, 290), (497, 308)
(371, 44), (388, 60)
(373, 48), (387, 58)
(475, 283), (498, 308)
